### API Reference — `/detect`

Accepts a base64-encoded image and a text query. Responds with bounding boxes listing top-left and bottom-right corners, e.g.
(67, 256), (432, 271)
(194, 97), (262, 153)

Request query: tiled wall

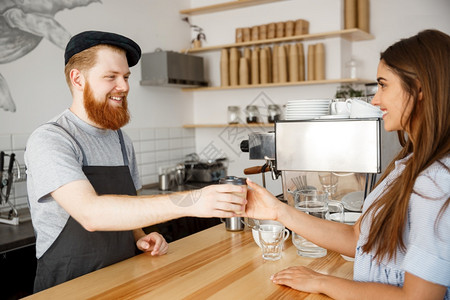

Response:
(122, 127), (196, 185)
(0, 127), (195, 212)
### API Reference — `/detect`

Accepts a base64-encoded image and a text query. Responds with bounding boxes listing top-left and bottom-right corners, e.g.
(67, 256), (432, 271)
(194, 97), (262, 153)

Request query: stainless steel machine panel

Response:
(249, 132), (275, 160)
(275, 119), (381, 173)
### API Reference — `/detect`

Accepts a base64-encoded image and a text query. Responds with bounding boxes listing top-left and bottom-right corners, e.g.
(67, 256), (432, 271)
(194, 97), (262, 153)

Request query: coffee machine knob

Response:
(240, 140), (249, 152)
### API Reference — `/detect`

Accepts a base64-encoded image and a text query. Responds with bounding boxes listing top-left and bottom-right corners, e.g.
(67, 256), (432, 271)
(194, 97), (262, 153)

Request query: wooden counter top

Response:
(27, 224), (353, 299)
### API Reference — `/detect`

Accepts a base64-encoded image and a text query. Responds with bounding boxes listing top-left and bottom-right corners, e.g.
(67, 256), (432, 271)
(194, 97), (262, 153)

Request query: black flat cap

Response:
(64, 30), (141, 67)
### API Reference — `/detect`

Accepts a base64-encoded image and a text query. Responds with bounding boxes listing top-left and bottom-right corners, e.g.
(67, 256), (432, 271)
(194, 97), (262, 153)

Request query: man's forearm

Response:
(81, 193), (186, 231)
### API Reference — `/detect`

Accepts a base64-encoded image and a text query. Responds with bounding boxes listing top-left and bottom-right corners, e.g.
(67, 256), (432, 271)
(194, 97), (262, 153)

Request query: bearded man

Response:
(24, 31), (247, 293)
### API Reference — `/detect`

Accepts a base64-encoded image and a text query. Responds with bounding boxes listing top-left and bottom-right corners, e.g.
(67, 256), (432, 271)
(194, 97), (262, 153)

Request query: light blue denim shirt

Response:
(354, 154), (450, 299)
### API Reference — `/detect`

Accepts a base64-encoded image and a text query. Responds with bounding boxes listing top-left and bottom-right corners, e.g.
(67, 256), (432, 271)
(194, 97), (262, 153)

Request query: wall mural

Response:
(0, 0), (101, 112)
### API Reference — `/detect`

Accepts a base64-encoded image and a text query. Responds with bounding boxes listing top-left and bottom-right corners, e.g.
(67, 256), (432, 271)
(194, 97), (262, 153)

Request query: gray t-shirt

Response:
(25, 109), (142, 258)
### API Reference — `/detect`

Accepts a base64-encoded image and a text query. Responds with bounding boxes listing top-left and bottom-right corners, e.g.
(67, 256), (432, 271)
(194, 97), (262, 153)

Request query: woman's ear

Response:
(416, 80), (423, 101)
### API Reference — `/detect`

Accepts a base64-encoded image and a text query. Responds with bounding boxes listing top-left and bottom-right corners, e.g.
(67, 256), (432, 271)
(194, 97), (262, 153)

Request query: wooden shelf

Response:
(184, 28), (374, 53)
(183, 123), (274, 128)
(180, 0), (283, 15)
(182, 78), (374, 92)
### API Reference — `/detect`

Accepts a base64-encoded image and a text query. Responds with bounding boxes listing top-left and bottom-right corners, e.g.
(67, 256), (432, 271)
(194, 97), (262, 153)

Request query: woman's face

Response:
(371, 61), (414, 133)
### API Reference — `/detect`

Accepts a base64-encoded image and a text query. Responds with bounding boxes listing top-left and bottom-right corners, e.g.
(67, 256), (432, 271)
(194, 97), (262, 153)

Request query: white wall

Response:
(0, 0), (193, 135)
(188, 0), (450, 195)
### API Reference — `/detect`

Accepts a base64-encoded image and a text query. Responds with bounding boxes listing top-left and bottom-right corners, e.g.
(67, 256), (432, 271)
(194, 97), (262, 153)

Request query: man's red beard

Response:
(83, 81), (130, 130)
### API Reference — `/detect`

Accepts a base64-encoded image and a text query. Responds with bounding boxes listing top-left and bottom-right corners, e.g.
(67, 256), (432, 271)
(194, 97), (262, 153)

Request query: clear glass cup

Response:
(318, 172), (338, 199)
(292, 190), (343, 258)
(258, 222), (288, 261)
(252, 220), (289, 249)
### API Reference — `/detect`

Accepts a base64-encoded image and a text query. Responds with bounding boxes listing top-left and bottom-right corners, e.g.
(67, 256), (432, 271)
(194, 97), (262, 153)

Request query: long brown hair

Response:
(362, 29), (450, 261)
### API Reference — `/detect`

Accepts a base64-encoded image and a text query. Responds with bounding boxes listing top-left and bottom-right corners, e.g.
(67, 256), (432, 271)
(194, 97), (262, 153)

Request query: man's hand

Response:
(171, 184), (248, 218)
(136, 232), (168, 256)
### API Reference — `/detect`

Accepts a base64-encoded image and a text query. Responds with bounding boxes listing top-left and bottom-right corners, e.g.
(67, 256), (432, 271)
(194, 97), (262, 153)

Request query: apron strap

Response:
(117, 129), (129, 166)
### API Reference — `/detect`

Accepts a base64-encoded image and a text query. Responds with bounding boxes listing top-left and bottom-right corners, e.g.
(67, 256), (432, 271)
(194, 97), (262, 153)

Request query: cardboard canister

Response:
(235, 28), (243, 43)
(298, 43), (305, 81)
(264, 46), (273, 83)
(272, 45), (279, 83)
(344, 0), (357, 29)
(267, 23), (276, 39)
(357, 0), (370, 32)
(243, 27), (251, 42)
(259, 24), (267, 40)
(251, 26), (259, 41)
(277, 45), (288, 83)
(220, 49), (229, 86)
(314, 43), (325, 80)
(243, 48), (252, 80)
(276, 22), (285, 38)
(260, 47), (269, 84)
(239, 57), (249, 85)
(251, 47), (260, 85)
(285, 20), (295, 37)
(294, 19), (309, 35)
(307, 44), (316, 81)
(288, 44), (299, 82)
(230, 48), (240, 86)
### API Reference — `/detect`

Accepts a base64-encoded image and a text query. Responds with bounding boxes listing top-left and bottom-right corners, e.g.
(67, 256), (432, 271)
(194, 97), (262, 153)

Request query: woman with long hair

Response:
(245, 29), (450, 299)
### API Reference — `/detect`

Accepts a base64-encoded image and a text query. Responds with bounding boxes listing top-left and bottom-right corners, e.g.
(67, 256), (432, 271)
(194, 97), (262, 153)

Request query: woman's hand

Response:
(271, 266), (325, 294)
(136, 232), (169, 256)
(244, 178), (284, 221)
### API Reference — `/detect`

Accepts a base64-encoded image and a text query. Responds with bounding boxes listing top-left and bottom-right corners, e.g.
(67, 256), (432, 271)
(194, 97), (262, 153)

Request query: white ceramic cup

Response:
(252, 220), (289, 248)
(330, 101), (350, 116)
(257, 221), (290, 261)
(346, 98), (382, 118)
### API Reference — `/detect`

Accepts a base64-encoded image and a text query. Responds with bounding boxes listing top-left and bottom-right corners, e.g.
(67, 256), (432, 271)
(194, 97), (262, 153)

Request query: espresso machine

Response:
(240, 132), (279, 188)
(242, 118), (399, 208)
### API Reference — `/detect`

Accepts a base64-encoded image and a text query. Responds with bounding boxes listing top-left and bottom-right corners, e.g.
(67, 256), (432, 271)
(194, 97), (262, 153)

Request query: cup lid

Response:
(219, 176), (247, 185)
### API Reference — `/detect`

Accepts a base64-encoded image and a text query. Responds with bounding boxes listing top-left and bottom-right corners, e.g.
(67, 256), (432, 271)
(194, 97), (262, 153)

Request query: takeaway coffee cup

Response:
(346, 98), (382, 118)
(219, 176), (247, 231)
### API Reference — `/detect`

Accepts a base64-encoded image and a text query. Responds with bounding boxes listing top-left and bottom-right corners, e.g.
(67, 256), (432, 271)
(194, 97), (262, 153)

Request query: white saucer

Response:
(341, 191), (364, 212)
(285, 115), (321, 120)
(317, 115), (350, 119)
(328, 212), (361, 224)
(350, 114), (382, 118)
(287, 99), (331, 104)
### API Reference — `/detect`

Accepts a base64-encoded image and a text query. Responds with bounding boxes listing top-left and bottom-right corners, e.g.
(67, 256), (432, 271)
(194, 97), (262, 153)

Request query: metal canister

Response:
(219, 176), (247, 231)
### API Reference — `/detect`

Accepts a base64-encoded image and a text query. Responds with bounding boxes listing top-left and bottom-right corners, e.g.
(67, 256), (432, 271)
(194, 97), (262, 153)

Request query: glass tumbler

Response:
(245, 105), (260, 124)
(267, 104), (282, 123)
(227, 106), (241, 124)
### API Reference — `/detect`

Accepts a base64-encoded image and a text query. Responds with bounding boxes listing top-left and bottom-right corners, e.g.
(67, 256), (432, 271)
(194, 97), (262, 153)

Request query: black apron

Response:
(34, 124), (137, 293)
